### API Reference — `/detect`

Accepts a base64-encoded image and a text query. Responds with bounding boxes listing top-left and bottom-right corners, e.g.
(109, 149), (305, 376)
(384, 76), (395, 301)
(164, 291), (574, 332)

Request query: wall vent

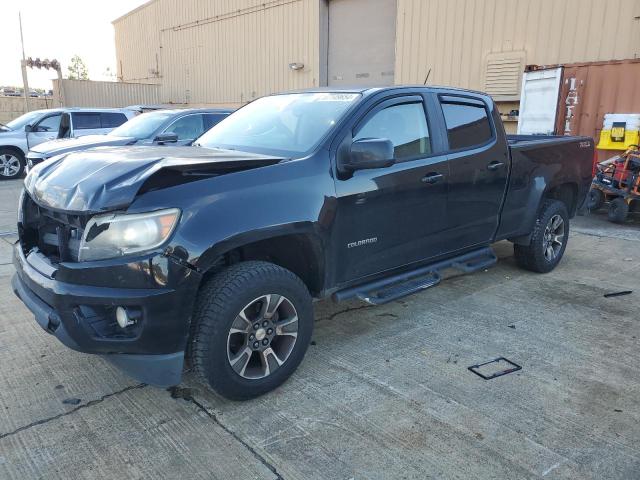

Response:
(484, 51), (525, 100)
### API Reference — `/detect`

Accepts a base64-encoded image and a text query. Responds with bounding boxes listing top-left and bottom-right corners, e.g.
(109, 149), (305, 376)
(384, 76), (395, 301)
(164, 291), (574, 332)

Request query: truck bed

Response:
(495, 133), (595, 242)
(506, 134), (585, 147)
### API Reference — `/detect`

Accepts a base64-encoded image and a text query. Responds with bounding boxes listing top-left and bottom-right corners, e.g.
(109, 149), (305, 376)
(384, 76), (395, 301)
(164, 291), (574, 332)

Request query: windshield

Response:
(5, 110), (47, 131)
(108, 111), (174, 140)
(197, 92), (361, 156)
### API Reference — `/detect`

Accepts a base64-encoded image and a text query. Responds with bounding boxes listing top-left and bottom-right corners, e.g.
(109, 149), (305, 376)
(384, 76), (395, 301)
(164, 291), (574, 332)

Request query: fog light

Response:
(116, 306), (136, 328)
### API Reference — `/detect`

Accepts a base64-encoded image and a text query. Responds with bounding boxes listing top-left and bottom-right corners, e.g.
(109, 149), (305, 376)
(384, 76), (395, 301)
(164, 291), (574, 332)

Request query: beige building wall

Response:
(0, 97), (53, 124)
(113, 0), (321, 108)
(395, 0), (640, 97)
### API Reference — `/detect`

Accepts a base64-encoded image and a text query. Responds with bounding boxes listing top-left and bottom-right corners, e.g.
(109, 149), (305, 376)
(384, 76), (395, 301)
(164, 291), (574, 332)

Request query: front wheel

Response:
(0, 149), (25, 179)
(514, 200), (570, 273)
(189, 261), (313, 400)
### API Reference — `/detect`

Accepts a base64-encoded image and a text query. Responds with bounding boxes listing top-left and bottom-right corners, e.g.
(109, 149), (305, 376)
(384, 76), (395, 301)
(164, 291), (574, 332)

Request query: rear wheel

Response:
(608, 197), (629, 223)
(514, 200), (569, 273)
(0, 149), (25, 179)
(585, 188), (605, 211)
(189, 261), (313, 400)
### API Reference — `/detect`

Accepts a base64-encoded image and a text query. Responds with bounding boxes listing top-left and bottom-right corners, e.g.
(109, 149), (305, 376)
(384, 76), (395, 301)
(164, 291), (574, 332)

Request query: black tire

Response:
(0, 148), (25, 180)
(189, 261), (313, 400)
(514, 200), (570, 273)
(585, 188), (605, 211)
(608, 197), (629, 223)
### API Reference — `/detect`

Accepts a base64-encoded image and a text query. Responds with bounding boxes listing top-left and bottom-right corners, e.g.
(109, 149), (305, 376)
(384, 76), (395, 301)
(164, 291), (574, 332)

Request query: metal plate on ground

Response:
(468, 357), (522, 380)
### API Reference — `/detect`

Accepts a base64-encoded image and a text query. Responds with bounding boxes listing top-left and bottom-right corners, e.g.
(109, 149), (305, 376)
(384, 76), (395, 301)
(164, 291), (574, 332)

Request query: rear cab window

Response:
(439, 97), (493, 150)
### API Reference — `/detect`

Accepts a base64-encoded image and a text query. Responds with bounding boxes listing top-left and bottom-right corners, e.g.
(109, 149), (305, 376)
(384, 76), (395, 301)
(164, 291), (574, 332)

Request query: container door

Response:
(517, 68), (563, 135)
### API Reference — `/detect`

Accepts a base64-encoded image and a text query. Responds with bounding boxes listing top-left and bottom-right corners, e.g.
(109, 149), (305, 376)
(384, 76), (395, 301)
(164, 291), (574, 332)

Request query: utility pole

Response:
(19, 12), (31, 112)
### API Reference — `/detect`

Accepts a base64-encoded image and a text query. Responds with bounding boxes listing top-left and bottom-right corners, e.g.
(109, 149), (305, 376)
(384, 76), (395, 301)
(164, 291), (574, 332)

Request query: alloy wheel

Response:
(542, 214), (564, 262)
(0, 154), (21, 178)
(226, 294), (299, 379)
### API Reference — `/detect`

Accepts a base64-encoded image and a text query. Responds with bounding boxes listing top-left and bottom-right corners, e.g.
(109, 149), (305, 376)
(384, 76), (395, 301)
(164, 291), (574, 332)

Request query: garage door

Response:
(328, 0), (396, 87)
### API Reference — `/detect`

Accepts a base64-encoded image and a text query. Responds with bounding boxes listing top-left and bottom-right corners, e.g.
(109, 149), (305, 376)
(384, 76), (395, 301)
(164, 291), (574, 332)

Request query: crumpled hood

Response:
(29, 135), (134, 157)
(25, 145), (283, 213)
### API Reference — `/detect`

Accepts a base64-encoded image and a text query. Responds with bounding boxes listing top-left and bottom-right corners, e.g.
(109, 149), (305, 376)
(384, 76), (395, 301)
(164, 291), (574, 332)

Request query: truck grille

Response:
(19, 193), (90, 263)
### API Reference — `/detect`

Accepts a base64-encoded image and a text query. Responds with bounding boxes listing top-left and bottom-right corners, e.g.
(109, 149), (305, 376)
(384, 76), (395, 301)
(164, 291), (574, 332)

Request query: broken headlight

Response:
(78, 208), (180, 262)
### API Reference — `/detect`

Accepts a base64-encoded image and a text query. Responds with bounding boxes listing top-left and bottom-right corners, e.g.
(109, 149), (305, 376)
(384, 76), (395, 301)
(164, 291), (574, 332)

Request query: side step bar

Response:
(333, 247), (497, 305)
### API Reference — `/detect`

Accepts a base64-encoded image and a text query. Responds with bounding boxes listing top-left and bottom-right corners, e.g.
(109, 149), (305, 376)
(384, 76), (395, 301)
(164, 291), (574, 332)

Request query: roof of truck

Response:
(277, 85), (491, 98)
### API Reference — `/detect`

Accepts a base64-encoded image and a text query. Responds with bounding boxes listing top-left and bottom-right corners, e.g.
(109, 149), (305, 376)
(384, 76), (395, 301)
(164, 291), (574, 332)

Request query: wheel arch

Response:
(544, 182), (578, 217)
(509, 180), (578, 246)
(197, 226), (327, 297)
(0, 145), (26, 159)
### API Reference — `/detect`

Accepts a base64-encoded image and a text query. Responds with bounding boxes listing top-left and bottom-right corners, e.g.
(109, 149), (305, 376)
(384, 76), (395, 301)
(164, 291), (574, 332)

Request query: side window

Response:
(163, 114), (205, 140)
(100, 112), (128, 128)
(72, 113), (101, 130)
(35, 114), (61, 132)
(203, 113), (228, 130)
(441, 101), (493, 150)
(354, 102), (431, 161)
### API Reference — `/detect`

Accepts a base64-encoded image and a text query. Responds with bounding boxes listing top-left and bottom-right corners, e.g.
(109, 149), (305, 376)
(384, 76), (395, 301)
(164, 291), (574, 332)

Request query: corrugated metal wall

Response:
(113, 1), (162, 84)
(114, 0), (321, 107)
(395, 0), (640, 99)
(52, 79), (160, 108)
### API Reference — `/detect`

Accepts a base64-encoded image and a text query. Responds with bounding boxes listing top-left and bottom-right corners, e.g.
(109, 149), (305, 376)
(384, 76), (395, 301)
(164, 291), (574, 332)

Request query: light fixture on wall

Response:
(288, 62), (304, 71)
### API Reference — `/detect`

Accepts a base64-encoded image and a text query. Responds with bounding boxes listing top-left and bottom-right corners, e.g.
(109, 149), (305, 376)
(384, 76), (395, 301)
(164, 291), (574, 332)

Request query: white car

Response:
(0, 108), (136, 179)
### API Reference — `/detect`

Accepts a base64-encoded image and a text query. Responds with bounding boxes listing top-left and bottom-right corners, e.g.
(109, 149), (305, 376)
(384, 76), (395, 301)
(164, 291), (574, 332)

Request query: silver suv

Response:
(0, 108), (136, 179)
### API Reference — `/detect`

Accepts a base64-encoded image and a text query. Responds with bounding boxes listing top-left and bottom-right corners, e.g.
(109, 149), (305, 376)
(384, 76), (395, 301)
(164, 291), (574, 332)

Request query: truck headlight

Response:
(79, 208), (180, 261)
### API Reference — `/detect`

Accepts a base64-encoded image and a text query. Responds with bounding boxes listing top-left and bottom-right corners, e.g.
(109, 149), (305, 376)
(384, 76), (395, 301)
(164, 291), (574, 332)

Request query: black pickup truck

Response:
(13, 86), (594, 400)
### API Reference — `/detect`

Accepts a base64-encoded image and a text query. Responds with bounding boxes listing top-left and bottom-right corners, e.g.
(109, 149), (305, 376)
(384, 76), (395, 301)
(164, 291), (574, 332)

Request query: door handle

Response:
(487, 161), (505, 171)
(421, 172), (444, 184)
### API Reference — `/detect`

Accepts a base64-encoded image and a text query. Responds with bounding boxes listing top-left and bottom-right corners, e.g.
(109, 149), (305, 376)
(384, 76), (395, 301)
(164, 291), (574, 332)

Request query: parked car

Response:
(26, 109), (233, 170)
(0, 88), (20, 97)
(13, 86), (594, 400)
(0, 108), (136, 179)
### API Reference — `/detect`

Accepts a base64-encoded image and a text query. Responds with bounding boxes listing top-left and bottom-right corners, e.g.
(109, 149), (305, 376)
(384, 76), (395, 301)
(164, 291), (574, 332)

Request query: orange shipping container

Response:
(554, 59), (640, 163)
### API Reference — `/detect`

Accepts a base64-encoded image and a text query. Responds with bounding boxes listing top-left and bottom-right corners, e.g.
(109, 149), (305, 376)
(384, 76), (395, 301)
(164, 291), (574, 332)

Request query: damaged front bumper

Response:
(12, 243), (202, 387)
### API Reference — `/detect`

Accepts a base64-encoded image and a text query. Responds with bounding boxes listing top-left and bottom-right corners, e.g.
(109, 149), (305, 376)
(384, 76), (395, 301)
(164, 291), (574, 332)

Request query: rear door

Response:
(70, 112), (102, 137)
(332, 94), (450, 284)
(438, 95), (509, 250)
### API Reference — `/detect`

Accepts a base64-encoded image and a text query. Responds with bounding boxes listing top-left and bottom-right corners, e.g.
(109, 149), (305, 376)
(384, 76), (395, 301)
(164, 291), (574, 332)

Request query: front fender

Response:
(129, 152), (337, 274)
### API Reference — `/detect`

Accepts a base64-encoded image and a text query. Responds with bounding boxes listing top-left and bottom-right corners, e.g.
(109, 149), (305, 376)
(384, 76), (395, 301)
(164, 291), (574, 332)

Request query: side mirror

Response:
(342, 138), (395, 172)
(24, 124), (34, 133)
(154, 132), (179, 144)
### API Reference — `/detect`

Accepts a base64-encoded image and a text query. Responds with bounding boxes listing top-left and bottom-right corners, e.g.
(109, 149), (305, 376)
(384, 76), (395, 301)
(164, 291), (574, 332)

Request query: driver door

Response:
(332, 95), (450, 284)
(28, 113), (61, 147)
(158, 114), (207, 146)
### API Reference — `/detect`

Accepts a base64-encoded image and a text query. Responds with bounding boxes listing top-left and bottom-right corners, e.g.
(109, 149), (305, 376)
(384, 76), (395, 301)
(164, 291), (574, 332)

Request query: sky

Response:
(1, 0), (149, 89)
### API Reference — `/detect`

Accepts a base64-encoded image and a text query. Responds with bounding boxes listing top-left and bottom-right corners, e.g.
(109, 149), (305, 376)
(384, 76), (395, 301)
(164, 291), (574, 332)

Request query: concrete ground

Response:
(0, 178), (639, 479)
